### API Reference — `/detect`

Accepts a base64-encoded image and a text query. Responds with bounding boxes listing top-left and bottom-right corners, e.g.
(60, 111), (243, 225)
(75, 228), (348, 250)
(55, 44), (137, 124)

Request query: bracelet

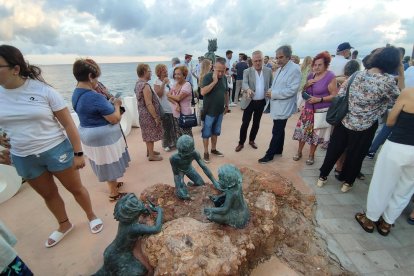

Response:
(320, 97), (324, 103)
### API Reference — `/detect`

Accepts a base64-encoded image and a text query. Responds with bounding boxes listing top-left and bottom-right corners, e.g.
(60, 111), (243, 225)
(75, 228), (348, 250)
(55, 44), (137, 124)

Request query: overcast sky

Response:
(0, 0), (412, 64)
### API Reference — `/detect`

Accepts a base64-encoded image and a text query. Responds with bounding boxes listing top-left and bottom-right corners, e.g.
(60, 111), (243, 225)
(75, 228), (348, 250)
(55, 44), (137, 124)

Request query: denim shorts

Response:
(201, 113), (223, 138)
(12, 139), (74, 180)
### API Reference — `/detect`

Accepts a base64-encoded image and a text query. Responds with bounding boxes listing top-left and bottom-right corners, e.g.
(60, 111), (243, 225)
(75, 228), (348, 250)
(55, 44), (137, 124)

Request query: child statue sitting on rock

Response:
(204, 164), (250, 229)
(170, 135), (220, 200)
(95, 193), (163, 276)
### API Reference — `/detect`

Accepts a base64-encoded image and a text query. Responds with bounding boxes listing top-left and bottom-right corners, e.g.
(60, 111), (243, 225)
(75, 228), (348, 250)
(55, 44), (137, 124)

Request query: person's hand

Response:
(73, 156), (86, 170)
(154, 116), (161, 127)
(265, 89), (272, 98)
(113, 98), (122, 106)
(212, 70), (219, 83)
(307, 96), (321, 104)
(162, 77), (170, 85)
(0, 149), (11, 165)
(246, 89), (255, 98)
(175, 105), (181, 113)
(305, 79), (316, 88)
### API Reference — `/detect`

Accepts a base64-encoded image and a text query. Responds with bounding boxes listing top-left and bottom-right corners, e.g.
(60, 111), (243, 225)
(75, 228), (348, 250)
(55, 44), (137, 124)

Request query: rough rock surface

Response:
(138, 167), (352, 275)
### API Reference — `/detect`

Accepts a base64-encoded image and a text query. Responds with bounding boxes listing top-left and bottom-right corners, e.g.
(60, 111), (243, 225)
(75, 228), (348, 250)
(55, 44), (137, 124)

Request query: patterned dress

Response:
(135, 79), (163, 142)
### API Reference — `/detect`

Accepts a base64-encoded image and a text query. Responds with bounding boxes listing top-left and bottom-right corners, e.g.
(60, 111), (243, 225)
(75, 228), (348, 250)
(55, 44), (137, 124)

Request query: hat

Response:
(337, 42), (353, 52)
(185, 54), (192, 59)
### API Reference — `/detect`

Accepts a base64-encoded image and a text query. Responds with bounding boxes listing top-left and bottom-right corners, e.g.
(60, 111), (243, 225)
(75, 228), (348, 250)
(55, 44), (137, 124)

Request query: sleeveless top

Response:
(304, 71), (335, 110)
(387, 110), (414, 146)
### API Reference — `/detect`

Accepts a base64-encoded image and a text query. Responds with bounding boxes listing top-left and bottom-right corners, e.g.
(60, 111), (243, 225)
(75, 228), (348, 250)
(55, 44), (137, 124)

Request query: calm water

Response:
(41, 61), (169, 108)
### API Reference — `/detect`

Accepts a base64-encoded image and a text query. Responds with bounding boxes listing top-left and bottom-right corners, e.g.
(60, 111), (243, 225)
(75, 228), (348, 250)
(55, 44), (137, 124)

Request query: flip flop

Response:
(45, 224), (74, 248)
(89, 218), (103, 234)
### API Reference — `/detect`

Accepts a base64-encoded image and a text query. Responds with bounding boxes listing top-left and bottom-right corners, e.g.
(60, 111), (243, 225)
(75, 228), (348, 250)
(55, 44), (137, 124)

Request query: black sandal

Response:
(109, 192), (127, 202)
(376, 217), (392, 236)
(355, 212), (374, 233)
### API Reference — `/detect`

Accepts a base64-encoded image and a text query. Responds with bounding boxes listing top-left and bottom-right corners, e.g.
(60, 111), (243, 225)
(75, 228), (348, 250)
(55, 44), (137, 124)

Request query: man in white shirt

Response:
(330, 42), (353, 77)
(235, 50), (273, 152)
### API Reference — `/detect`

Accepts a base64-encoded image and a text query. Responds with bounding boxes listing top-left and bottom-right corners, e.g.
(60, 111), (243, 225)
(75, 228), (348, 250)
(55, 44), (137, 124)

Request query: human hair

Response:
(155, 64), (167, 78)
(398, 47), (405, 56)
(226, 50), (233, 55)
(252, 50), (263, 58)
(403, 56), (411, 63)
(264, 55), (270, 59)
(352, 50), (359, 58)
(73, 58), (101, 82)
(171, 57), (180, 65)
(367, 46), (401, 74)
(0, 44), (48, 84)
(301, 56), (312, 71)
(312, 51), (331, 68)
(215, 57), (226, 65)
(136, 63), (150, 77)
(344, 60), (360, 77)
(291, 55), (300, 64)
(276, 45), (292, 59)
(173, 65), (188, 78)
(113, 193), (148, 223)
(199, 59), (212, 86)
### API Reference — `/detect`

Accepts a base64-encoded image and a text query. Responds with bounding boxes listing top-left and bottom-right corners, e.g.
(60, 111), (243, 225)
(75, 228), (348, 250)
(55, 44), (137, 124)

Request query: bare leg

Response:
(309, 144), (318, 158)
(297, 141), (306, 155)
(53, 167), (100, 232)
(28, 171), (73, 244)
(107, 180), (118, 197)
(211, 135), (218, 151)
(203, 138), (209, 154)
(146, 141), (155, 158)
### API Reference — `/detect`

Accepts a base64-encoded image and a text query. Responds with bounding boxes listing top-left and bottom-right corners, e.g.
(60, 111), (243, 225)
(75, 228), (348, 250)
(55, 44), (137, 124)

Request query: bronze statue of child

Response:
(204, 164), (250, 228)
(95, 193), (163, 276)
(170, 135), (219, 200)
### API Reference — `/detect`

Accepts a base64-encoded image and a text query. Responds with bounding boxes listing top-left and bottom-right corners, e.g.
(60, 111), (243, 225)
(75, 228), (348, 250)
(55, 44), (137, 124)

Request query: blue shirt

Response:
(72, 88), (114, 127)
(235, 61), (248, 80)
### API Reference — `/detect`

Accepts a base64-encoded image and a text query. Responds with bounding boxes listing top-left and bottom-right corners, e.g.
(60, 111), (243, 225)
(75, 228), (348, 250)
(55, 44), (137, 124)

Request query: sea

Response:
(41, 61), (170, 109)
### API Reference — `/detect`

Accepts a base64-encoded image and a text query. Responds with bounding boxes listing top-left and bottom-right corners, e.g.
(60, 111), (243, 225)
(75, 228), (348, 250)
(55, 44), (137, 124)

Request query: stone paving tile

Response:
(332, 192), (364, 205)
(333, 233), (366, 252)
(314, 194), (341, 206)
(318, 218), (362, 234)
(346, 250), (399, 274)
(387, 245), (414, 267)
(391, 228), (414, 247)
(353, 232), (403, 251)
(316, 204), (364, 219)
(325, 235), (358, 273)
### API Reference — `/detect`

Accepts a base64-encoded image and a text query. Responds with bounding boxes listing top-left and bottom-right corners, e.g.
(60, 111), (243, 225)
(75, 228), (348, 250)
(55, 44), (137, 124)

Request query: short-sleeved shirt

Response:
(339, 71), (400, 131)
(170, 82), (192, 118)
(154, 78), (173, 114)
(201, 72), (227, 116)
(0, 79), (67, 156)
(235, 61), (248, 80)
(72, 88), (115, 127)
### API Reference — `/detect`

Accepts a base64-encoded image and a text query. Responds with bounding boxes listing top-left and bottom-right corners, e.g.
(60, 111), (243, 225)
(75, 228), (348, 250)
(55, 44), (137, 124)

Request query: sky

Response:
(0, 0), (413, 65)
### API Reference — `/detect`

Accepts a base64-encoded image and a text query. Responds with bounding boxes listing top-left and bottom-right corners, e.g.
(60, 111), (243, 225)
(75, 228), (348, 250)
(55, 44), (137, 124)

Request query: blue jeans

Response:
(201, 114), (223, 138)
(369, 124), (393, 153)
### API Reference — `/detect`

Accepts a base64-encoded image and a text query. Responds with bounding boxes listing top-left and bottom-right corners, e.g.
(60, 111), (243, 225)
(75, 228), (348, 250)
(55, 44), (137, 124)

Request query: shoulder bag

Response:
(179, 108), (198, 128)
(326, 72), (358, 126)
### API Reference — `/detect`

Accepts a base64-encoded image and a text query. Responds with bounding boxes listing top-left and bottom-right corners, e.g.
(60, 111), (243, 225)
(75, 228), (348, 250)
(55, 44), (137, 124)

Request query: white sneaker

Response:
(316, 177), (327, 187)
(229, 102), (237, 107)
(341, 183), (352, 193)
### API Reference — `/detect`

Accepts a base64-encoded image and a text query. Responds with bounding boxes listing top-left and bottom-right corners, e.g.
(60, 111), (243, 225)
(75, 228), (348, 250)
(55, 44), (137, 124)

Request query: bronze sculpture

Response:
(204, 38), (217, 64)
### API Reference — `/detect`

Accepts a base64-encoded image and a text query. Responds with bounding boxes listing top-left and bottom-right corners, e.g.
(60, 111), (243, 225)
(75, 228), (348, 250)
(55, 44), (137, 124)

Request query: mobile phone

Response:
(114, 92), (122, 98)
(302, 91), (311, 100)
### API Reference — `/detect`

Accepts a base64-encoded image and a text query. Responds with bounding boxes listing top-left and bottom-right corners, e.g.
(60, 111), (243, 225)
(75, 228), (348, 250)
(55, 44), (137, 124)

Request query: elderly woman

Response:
(292, 52), (337, 165)
(0, 45), (102, 248)
(135, 63), (163, 161)
(154, 64), (178, 152)
(355, 86), (414, 235)
(317, 46), (403, 193)
(168, 66), (194, 137)
(72, 59), (130, 202)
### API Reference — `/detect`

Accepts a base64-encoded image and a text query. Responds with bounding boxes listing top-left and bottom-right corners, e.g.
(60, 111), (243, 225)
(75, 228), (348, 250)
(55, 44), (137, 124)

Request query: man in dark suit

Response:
(235, 50), (273, 152)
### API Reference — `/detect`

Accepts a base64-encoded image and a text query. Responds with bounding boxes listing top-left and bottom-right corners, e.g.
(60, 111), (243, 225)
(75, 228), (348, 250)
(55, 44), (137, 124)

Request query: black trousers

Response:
(265, 119), (288, 157)
(239, 99), (266, 145)
(320, 122), (378, 185)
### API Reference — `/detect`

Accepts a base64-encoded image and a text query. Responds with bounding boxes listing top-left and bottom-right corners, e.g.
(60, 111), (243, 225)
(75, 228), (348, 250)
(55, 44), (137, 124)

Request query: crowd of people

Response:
(0, 41), (413, 265)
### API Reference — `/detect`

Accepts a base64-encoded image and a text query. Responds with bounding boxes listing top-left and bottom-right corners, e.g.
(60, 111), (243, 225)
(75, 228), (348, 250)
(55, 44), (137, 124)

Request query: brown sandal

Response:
(376, 217), (392, 236)
(117, 182), (124, 189)
(109, 192), (127, 202)
(355, 212), (374, 233)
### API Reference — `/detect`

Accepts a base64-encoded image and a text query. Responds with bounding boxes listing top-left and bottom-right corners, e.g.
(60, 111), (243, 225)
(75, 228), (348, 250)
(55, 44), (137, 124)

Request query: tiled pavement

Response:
(303, 149), (414, 275)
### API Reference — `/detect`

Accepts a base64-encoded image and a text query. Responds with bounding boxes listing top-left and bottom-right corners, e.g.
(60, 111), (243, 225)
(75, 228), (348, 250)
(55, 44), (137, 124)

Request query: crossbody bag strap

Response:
(345, 72), (358, 101)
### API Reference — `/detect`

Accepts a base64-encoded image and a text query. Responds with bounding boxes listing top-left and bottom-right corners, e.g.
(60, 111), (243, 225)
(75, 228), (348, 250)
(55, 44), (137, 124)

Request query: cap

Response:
(185, 54), (192, 59)
(337, 42), (353, 52)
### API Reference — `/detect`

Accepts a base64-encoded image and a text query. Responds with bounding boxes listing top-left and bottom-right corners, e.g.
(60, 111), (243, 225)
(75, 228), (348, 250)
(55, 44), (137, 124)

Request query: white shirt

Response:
(0, 79), (67, 156)
(253, 69), (265, 100)
(154, 78), (172, 113)
(405, 66), (414, 88)
(329, 55), (349, 76)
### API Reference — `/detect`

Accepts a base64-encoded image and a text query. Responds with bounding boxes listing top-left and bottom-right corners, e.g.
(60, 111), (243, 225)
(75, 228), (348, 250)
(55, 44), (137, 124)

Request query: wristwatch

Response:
(74, 151), (84, 157)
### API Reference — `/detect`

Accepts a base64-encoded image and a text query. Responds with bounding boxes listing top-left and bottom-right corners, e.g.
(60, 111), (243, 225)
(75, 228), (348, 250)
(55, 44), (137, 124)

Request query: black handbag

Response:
(326, 72), (358, 126)
(178, 108), (197, 128)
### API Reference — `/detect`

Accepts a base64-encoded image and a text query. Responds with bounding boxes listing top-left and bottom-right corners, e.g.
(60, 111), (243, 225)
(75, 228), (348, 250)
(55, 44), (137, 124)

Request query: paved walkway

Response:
(304, 148), (414, 275)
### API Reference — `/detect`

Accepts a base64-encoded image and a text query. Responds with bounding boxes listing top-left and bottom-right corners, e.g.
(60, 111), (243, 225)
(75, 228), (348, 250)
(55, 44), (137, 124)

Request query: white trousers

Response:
(366, 140), (414, 224)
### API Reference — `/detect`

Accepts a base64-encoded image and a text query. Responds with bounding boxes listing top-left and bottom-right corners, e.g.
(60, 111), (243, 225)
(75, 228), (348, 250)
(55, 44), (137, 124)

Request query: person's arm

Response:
(271, 67), (301, 99)
(143, 84), (161, 126)
(103, 97), (122, 124)
(0, 149), (10, 165)
(201, 72), (218, 96)
(308, 76), (338, 104)
(53, 108), (85, 169)
(386, 89), (406, 126)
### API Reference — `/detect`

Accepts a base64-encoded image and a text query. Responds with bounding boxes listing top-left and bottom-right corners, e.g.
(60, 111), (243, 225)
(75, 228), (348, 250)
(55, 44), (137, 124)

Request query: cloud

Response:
(0, 0), (412, 63)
